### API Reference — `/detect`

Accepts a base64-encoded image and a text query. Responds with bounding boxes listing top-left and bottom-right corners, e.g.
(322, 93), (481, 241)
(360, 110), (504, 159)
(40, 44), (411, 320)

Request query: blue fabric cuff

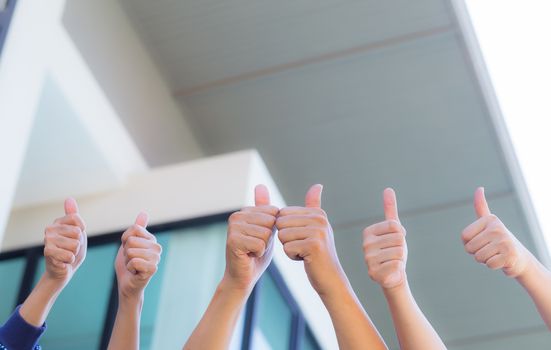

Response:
(0, 306), (45, 350)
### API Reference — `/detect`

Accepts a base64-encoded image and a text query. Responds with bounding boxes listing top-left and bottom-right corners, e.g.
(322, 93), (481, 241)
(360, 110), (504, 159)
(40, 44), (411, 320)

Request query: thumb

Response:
(64, 198), (79, 215)
(305, 184), (323, 208)
(135, 212), (149, 228)
(383, 188), (400, 222)
(255, 184), (271, 206)
(474, 187), (491, 218)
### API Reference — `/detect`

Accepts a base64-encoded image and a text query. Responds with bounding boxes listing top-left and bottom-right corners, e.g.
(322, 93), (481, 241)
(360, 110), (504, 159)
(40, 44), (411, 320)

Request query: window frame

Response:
(0, 211), (320, 350)
(0, 0), (18, 57)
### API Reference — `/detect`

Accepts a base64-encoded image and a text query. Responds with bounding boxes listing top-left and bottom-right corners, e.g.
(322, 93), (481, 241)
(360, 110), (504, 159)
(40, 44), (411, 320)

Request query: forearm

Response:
(383, 281), (445, 350)
(320, 276), (388, 350)
(516, 255), (551, 330)
(107, 294), (143, 350)
(19, 274), (64, 326)
(183, 278), (250, 350)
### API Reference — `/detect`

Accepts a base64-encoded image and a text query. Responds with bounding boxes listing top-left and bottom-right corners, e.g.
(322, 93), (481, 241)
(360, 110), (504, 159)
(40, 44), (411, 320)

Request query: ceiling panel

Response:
(448, 330), (551, 350)
(336, 193), (546, 348)
(119, 0), (452, 90)
(182, 32), (511, 226)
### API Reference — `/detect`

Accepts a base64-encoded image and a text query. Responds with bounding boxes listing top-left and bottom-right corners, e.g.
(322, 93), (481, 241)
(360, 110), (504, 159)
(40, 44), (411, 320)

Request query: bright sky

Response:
(465, 0), (551, 253)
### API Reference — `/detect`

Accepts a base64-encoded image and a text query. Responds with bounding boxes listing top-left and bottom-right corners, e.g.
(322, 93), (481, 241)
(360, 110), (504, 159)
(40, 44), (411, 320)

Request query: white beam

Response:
(0, 0), (66, 245)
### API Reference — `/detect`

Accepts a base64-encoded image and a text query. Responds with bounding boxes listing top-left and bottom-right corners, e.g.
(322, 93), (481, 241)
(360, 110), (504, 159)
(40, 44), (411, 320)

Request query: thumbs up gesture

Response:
(461, 187), (530, 277)
(223, 185), (279, 291)
(276, 184), (345, 296)
(362, 188), (408, 290)
(115, 213), (162, 299)
(44, 198), (88, 284)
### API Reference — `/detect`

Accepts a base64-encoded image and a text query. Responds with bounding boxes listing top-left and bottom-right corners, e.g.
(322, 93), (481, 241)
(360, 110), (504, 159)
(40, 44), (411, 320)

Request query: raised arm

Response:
(276, 185), (388, 350)
(107, 212), (162, 350)
(0, 198), (87, 350)
(363, 188), (446, 350)
(462, 187), (551, 330)
(183, 185), (278, 350)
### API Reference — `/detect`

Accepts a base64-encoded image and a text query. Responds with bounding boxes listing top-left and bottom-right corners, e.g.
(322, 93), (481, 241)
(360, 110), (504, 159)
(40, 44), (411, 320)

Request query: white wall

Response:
(0, 0), (65, 246)
(62, 0), (204, 166)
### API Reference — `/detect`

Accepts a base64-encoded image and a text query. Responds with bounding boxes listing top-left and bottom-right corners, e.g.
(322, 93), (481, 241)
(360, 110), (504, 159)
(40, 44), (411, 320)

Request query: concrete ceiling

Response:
(118, 0), (551, 348)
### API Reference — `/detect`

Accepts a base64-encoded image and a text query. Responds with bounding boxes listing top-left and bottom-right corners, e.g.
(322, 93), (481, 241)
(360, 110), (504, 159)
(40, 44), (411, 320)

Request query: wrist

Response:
(219, 275), (254, 299)
(516, 253), (543, 285)
(382, 279), (410, 300)
(118, 291), (144, 312)
(38, 273), (67, 296)
(316, 269), (351, 301)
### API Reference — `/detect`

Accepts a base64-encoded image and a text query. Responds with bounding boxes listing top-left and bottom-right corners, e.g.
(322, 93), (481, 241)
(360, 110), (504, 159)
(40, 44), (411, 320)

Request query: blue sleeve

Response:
(0, 306), (45, 350)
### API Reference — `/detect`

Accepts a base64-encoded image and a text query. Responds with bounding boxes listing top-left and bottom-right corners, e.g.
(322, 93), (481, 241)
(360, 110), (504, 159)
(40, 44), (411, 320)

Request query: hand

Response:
(363, 188), (408, 290)
(223, 185), (279, 291)
(462, 187), (531, 278)
(43, 198), (87, 285)
(276, 184), (345, 296)
(115, 213), (162, 299)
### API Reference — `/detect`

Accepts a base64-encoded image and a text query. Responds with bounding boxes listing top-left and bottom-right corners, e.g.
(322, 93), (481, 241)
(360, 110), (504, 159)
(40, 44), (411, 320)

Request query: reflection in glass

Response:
(255, 271), (293, 350)
(0, 258), (25, 321)
(140, 234), (169, 350)
(302, 326), (321, 350)
(34, 244), (118, 350)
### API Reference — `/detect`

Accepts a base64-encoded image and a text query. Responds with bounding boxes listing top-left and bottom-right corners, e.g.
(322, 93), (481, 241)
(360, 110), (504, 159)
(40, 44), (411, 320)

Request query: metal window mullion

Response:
(241, 278), (262, 350)
(16, 247), (41, 306)
(98, 273), (119, 350)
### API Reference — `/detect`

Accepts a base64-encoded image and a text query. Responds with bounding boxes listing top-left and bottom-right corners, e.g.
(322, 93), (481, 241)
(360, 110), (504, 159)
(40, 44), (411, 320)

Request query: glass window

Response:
(0, 257), (25, 321)
(253, 271), (293, 350)
(148, 222), (231, 349)
(34, 244), (118, 350)
(139, 233), (170, 350)
(301, 327), (321, 350)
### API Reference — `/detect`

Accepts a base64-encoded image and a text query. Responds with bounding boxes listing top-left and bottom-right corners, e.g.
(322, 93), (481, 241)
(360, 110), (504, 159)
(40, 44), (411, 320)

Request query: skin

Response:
(277, 184), (387, 350)
(363, 188), (446, 350)
(462, 187), (551, 330)
(107, 212), (163, 350)
(183, 185), (278, 350)
(19, 198), (87, 327)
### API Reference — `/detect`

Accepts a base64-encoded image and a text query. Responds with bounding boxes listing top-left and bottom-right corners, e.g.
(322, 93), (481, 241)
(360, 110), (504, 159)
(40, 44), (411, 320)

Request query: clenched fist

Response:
(115, 213), (162, 299)
(276, 184), (345, 296)
(224, 185), (279, 291)
(44, 198), (87, 284)
(462, 187), (530, 277)
(363, 188), (408, 290)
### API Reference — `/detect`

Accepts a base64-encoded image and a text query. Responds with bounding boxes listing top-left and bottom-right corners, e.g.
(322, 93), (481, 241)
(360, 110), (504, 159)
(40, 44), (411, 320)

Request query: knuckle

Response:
(367, 268), (378, 280)
(395, 246), (406, 258)
(126, 236), (137, 246)
(460, 229), (469, 243)
(314, 214), (328, 226)
(386, 220), (401, 232)
(308, 238), (324, 253)
(229, 212), (242, 223)
(227, 234), (239, 247)
(474, 252), (485, 263)
(362, 227), (373, 239)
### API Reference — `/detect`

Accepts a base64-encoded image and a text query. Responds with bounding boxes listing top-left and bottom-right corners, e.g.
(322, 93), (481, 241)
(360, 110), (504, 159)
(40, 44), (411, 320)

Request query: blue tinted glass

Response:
(0, 258), (25, 321)
(34, 244), (118, 350)
(140, 233), (170, 350)
(255, 271), (293, 349)
(301, 327), (321, 350)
